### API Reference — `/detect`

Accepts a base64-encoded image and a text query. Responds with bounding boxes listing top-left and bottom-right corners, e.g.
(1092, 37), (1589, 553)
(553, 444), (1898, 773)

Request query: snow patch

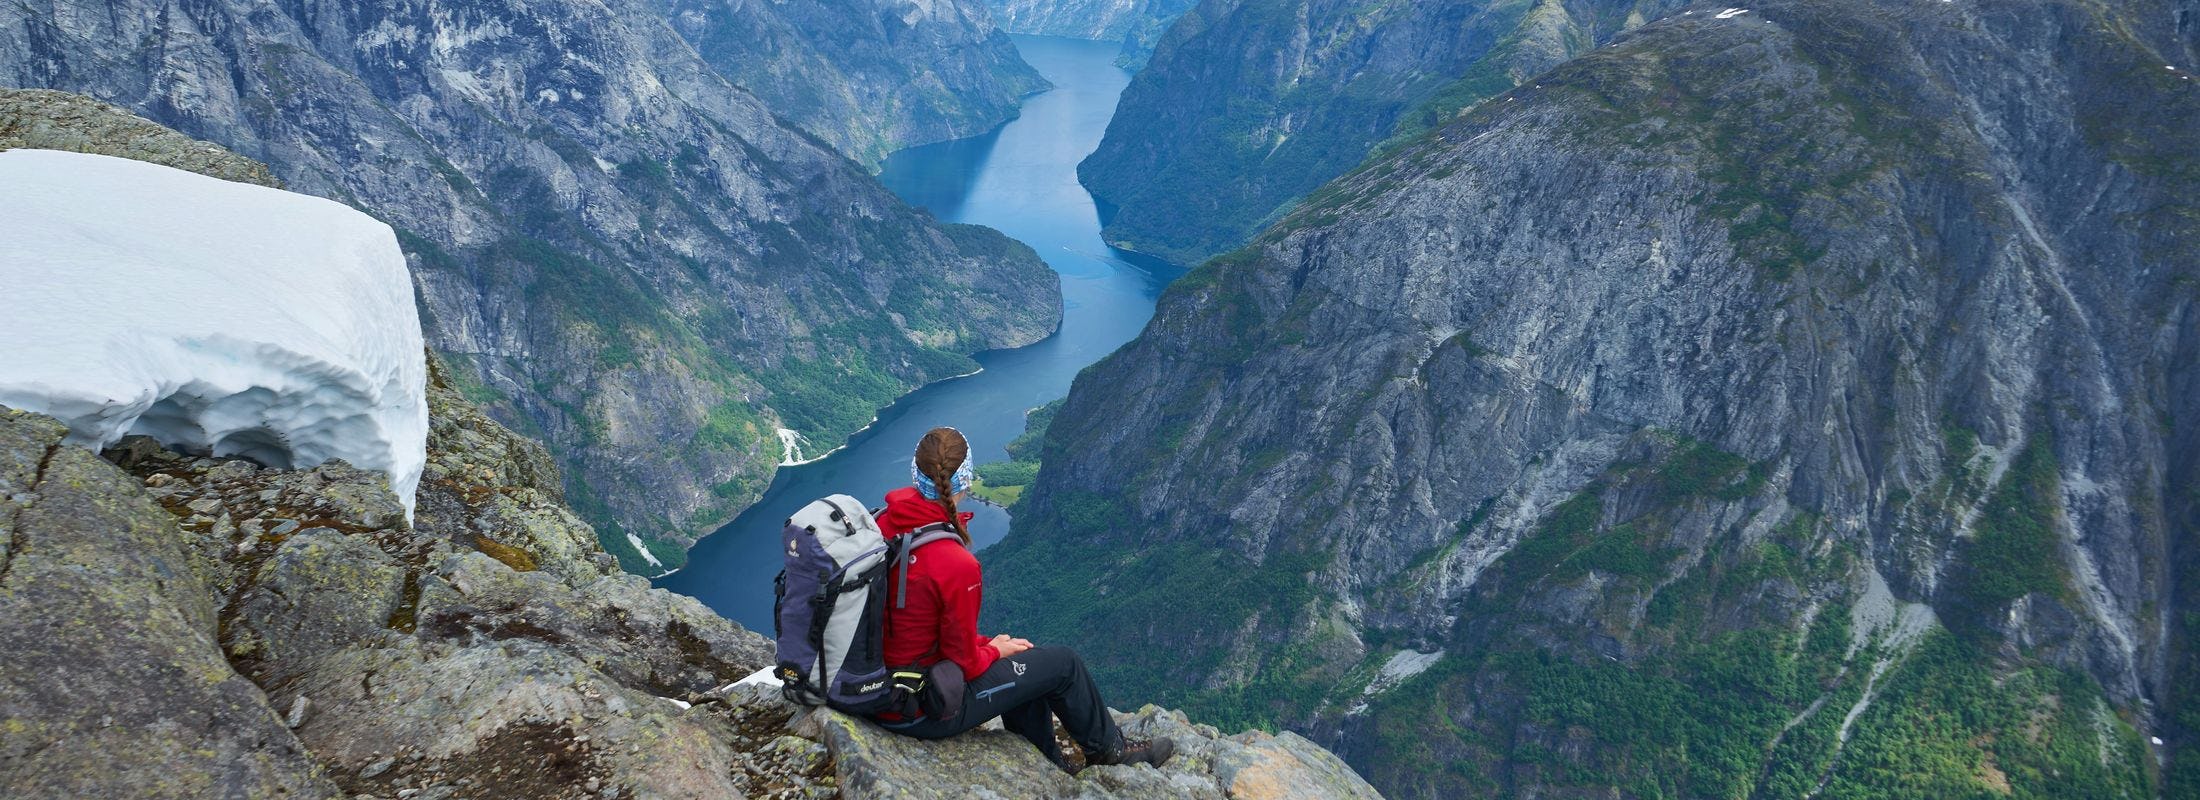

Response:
(627, 532), (665, 568)
(0, 150), (426, 516)
(1715, 7), (1750, 19)
(730, 666), (783, 691)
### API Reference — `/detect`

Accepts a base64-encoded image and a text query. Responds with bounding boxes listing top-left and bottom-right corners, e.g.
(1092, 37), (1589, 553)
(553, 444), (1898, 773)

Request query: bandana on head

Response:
(913, 439), (975, 500)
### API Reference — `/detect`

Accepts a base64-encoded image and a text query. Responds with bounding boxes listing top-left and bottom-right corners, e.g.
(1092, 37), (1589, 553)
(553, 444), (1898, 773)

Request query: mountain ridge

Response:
(1077, 0), (1684, 265)
(660, 0), (1049, 167)
(986, 0), (1197, 67)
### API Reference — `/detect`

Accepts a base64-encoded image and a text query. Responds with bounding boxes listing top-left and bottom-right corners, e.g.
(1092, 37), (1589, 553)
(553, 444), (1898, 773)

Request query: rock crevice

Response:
(0, 439), (56, 589)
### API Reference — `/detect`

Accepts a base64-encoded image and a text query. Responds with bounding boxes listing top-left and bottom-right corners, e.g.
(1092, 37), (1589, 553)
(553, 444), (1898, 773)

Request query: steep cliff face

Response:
(658, 0), (1048, 167)
(994, 1), (2200, 797)
(0, 2), (1062, 570)
(1078, 0), (1680, 264)
(986, 0), (1196, 67)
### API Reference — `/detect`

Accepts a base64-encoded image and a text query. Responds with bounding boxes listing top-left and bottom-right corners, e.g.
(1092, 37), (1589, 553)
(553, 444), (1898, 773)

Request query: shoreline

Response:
(660, 362), (1001, 564)
(774, 364), (990, 469)
(662, 353), (1026, 579)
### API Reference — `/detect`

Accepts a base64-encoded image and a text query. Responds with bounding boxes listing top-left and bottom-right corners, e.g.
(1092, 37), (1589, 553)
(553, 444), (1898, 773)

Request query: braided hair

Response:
(913, 427), (972, 545)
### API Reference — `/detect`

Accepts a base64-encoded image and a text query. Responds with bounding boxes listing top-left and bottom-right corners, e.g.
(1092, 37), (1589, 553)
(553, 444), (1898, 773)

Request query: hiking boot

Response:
(1091, 736), (1175, 768)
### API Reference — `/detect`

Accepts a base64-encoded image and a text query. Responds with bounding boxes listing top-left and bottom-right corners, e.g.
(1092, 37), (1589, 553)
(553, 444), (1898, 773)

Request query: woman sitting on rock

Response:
(869, 426), (1175, 772)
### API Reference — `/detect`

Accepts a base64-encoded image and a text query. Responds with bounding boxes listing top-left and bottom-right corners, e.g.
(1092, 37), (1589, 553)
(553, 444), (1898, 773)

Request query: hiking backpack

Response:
(772, 494), (962, 713)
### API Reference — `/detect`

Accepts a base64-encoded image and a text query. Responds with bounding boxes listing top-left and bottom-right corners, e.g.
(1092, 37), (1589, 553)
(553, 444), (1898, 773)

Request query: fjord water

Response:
(659, 36), (1182, 632)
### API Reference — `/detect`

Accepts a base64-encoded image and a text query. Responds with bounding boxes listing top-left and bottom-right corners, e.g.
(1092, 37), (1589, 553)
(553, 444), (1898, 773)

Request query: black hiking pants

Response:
(873, 645), (1122, 766)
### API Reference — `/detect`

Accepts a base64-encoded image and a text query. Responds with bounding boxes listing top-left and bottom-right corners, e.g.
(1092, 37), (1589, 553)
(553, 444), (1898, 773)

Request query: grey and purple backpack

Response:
(772, 494), (960, 714)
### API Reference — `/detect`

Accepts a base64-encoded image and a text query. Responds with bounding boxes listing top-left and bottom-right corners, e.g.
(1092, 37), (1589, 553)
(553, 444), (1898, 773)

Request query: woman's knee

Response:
(1025, 644), (1085, 666)
(1018, 645), (1092, 684)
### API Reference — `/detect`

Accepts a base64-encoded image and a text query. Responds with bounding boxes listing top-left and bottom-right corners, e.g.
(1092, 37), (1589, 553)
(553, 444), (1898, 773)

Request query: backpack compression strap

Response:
(893, 523), (965, 610)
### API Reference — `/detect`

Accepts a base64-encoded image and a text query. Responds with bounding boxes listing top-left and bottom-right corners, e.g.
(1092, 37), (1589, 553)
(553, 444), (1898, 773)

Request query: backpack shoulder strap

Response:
(892, 525), (967, 610)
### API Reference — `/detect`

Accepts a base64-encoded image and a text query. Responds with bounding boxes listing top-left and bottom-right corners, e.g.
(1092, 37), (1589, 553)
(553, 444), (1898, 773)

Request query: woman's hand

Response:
(990, 633), (1034, 658)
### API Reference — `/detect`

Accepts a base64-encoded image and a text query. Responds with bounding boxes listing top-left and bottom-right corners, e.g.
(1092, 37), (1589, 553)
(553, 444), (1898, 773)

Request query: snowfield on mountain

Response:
(0, 148), (426, 515)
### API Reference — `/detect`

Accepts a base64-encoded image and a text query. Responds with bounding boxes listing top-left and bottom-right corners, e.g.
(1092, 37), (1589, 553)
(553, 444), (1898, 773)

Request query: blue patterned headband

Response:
(913, 429), (975, 500)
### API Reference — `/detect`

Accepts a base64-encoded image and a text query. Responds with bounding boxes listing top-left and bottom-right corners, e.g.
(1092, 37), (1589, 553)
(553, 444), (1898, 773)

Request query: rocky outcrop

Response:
(985, 0), (1195, 67)
(75, 358), (777, 796)
(416, 356), (607, 582)
(795, 692), (1384, 799)
(3, 390), (779, 797)
(661, 0), (1048, 167)
(0, 409), (334, 797)
(1077, 0), (1679, 264)
(0, 386), (1378, 797)
(0, 88), (280, 187)
(998, 0), (2200, 797)
(0, 1), (1062, 570)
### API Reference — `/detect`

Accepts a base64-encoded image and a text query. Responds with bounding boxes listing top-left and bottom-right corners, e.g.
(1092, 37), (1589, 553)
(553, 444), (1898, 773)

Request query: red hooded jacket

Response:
(875, 486), (998, 683)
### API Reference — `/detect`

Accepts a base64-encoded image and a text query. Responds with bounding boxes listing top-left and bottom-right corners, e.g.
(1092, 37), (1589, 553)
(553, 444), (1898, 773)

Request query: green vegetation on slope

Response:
(2168, 609), (2200, 798)
(1946, 438), (2071, 619)
(1352, 440), (1846, 796)
(1003, 424), (2148, 798)
(1820, 632), (2148, 800)
(971, 400), (1062, 508)
(1358, 431), (2143, 799)
(982, 486), (1329, 727)
(1360, 622), (2147, 800)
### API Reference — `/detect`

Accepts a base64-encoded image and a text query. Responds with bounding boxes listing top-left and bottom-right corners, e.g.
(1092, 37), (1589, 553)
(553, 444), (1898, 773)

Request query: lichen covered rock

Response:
(416, 355), (609, 582)
(0, 408), (333, 798)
